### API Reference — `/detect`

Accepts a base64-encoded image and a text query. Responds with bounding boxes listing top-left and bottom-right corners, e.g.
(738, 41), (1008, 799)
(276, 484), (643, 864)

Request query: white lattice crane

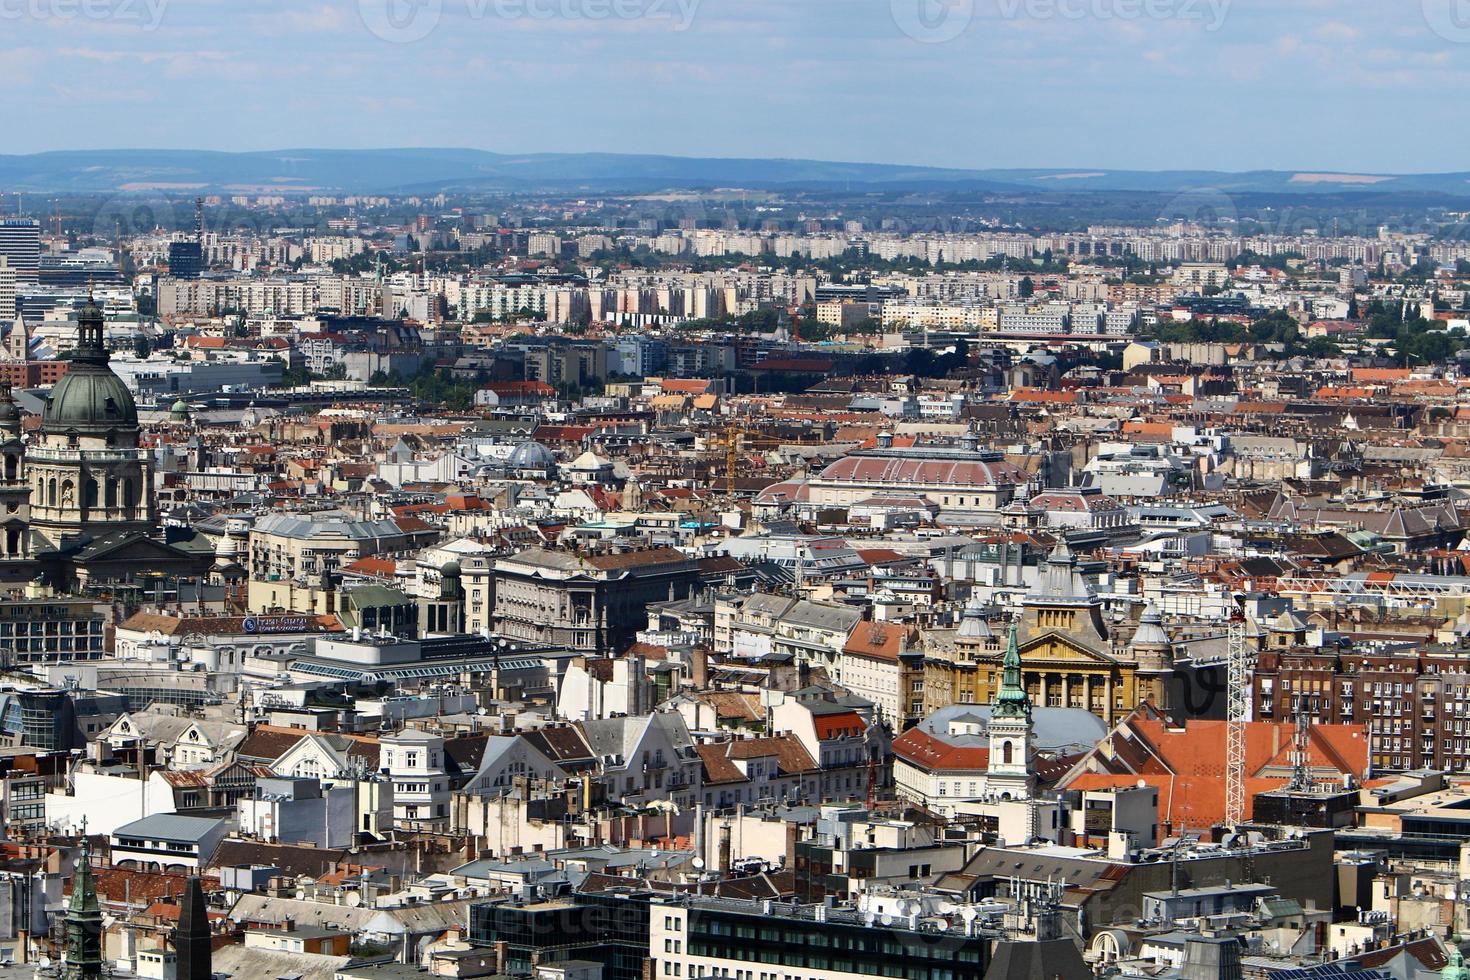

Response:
(1225, 612), (1255, 827)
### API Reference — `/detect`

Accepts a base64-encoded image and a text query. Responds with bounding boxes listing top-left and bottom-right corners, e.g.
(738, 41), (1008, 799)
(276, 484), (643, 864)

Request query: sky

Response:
(3, 0), (1469, 173)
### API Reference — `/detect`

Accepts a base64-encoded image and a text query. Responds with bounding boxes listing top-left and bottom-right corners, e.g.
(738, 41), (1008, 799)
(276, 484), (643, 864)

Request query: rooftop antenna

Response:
(1288, 700), (1316, 793)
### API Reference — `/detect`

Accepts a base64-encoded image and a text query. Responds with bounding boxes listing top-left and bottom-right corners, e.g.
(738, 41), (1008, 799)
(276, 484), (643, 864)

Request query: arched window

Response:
(5, 529), (17, 555)
(123, 479), (136, 511)
(1002, 740), (1013, 766)
(105, 479), (117, 509)
(84, 479), (98, 509)
(47, 478), (56, 507)
(5, 455), (16, 481)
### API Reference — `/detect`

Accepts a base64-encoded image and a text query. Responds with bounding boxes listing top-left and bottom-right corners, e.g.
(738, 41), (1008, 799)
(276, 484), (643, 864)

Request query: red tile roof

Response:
(892, 727), (989, 772)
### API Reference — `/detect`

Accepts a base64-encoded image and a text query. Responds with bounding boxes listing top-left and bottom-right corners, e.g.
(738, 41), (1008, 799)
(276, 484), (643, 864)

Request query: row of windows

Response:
(0, 621), (103, 635)
(33, 474), (138, 510)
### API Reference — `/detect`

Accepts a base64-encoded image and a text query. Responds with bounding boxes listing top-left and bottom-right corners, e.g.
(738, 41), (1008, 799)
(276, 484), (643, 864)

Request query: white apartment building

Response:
(305, 237), (365, 263)
(998, 302), (1071, 334)
(382, 729), (451, 831)
(879, 303), (992, 331)
(0, 258), (14, 323)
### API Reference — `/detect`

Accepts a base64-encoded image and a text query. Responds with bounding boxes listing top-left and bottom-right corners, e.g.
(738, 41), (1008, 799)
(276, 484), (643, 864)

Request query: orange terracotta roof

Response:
(1010, 389), (1080, 404)
(892, 727), (989, 772)
(813, 711), (868, 741)
(1352, 368), (1411, 383)
(842, 622), (908, 663)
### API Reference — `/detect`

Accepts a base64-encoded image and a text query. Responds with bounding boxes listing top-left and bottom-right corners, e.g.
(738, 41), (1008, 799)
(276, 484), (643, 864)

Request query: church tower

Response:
(29, 296), (152, 551)
(1129, 602), (1175, 706)
(985, 620), (1035, 801)
(1020, 540), (1109, 648)
(62, 837), (103, 980)
(5, 316), (28, 363)
(0, 386), (30, 565)
(172, 875), (213, 980)
(1443, 941), (1470, 980)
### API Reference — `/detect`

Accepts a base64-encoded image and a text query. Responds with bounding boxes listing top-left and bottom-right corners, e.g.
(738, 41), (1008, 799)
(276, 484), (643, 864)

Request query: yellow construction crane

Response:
(723, 420), (746, 495)
(705, 419), (748, 496)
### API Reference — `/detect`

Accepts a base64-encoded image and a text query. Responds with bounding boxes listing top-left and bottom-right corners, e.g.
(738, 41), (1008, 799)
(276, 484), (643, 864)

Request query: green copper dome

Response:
(42, 362), (139, 434)
(42, 298), (139, 436)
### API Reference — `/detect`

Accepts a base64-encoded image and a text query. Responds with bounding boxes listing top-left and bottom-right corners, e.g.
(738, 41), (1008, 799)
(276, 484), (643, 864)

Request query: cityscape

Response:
(5, 3), (1470, 980)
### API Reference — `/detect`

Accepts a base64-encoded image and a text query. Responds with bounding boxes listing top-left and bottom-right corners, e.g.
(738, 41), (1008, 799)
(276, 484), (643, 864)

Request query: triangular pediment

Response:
(73, 532), (198, 564)
(1015, 631), (1120, 667)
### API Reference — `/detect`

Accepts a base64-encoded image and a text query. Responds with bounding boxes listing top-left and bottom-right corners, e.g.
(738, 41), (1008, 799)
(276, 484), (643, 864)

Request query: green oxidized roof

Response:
(43, 363), (139, 434)
(994, 619), (1031, 719)
(42, 298), (138, 435)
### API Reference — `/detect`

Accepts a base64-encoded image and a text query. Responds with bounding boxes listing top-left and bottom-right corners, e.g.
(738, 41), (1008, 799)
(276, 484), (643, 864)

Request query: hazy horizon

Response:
(3, 145), (1470, 181)
(6, 1), (1470, 172)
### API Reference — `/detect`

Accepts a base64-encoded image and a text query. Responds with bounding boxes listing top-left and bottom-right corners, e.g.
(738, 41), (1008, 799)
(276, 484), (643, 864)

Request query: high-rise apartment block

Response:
(0, 221), (40, 285)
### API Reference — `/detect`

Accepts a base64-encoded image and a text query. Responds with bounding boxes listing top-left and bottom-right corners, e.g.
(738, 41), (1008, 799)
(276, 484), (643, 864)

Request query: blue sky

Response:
(5, 0), (1468, 172)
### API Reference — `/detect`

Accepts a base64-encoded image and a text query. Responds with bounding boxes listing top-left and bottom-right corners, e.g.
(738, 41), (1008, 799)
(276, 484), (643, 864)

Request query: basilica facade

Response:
(0, 298), (208, 592)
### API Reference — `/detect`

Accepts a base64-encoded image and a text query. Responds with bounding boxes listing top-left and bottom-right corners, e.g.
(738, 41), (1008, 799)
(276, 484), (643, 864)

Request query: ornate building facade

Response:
(29, 296), (152, 551)
(3, 298), (210, 592)
(924, 542), (1176, 723)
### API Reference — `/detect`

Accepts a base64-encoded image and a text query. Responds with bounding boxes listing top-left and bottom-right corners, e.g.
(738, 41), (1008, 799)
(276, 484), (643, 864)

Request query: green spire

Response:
(994, 620), (1031, 718)
(1445, 939), (1469, 980)
(69, 836), (96, 912)
(63, 835), (104, 979)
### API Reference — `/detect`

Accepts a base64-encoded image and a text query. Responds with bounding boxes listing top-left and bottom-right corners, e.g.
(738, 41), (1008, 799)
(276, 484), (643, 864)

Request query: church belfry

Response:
(173, 874), (213, 980)
(0, 385), (30, 564)
(985, 620), (1035, 801)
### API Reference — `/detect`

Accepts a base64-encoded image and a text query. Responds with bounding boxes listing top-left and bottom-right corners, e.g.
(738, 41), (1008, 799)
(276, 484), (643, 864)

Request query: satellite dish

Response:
(961, 907), (979, 924)
(344, 891), (362, 908)
(692, 858), (706, 870)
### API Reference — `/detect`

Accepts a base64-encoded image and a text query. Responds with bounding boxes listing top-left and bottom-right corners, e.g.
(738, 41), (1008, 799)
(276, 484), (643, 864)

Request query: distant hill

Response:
(2, 148), (1469, 198)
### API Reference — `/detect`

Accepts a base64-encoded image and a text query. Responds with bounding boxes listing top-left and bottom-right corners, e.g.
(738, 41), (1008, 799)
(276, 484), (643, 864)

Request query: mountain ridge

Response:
(2, 148), (1468, 198)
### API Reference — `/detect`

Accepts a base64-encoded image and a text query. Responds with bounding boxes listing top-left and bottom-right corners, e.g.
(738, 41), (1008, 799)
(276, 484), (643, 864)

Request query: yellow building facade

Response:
(924, 543), (1173, 724)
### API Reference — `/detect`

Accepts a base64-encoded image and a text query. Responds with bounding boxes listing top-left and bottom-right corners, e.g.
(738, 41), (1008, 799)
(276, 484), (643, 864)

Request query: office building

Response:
(0, 221), (39, 285)
(0, 258), (14, 321)
(168, 241), (203, 280)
